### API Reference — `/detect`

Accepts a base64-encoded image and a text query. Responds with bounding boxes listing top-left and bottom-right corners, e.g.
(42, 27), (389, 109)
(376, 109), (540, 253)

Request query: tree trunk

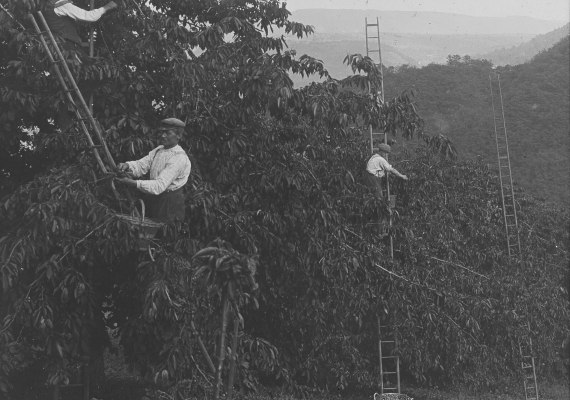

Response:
(213, 292), (229, 400)
(226, 313), (240, 399)
(191, 321), (216, 374)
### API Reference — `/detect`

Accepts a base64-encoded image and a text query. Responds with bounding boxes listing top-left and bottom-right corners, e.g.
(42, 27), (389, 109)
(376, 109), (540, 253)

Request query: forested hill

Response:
(478, 23), (570, 65)
(384, 36), (570, 205)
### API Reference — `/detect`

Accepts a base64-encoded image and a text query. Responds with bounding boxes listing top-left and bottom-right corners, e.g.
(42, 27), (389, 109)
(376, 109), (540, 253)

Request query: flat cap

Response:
(377, 143), (391, 153)
(159, 118), (186, 128)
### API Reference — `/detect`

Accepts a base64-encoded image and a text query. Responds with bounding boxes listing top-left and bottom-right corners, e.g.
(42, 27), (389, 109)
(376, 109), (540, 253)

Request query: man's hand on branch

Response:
(117, 163), (130, 172)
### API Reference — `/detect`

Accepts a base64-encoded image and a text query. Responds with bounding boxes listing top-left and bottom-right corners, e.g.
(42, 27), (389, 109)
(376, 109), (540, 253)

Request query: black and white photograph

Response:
(0, 0), (568, 399)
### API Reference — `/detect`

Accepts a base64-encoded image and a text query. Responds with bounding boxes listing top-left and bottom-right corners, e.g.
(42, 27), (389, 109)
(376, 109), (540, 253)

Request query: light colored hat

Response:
(159, 118), (185, 128)
(377, 143), (391, 153)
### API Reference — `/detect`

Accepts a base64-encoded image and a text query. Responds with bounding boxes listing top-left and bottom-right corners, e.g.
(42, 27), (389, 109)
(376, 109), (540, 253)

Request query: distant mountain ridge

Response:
(478, 23), (570, 65)
(286, 32), (533, 85)
(291, 9), (566, 35)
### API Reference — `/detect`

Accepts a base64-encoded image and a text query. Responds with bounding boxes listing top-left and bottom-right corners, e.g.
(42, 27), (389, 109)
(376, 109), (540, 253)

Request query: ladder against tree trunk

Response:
(29, 11), (121, 400)
(28, 11), (116, 175)
(489, 73), (538, 400)
(377, 319), (401, 395)
(367, 18), (401, 394)
(519, 322), (539, 400)
(365, 17), (387, 155)
(488, 74), (521, 258)
(365, 17), (395, 254)
(30, 11), (160, 248)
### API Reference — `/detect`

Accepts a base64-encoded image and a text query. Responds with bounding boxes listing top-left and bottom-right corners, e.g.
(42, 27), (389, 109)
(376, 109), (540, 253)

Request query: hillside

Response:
(291, 9), (564, 35)
(478, 23), (570, 65)
(286, 33), (533, 86)
(383, 37), (570, 205)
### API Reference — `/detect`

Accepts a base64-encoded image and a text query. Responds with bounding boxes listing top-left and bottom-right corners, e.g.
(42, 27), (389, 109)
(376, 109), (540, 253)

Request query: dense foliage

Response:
(0, 1), (568, 399)
(384, 37), (570, 205)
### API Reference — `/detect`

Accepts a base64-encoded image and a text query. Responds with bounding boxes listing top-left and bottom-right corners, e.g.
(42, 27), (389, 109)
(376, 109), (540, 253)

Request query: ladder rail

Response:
(377, 319), (400, 394)
(366, 17), (392, 257)
(490, 74), (537, 399)
(519, 322), (539, 400)
(28, 13), (108, 174)
(377, 316), (385, 394)
(375, 18), (385, 104)
(490, 74), (522, 257)
(489, 74), (510, 256)
(368, 21), (397, 393)
(35, 11), (117, 171)
(496, 76), (521, 256)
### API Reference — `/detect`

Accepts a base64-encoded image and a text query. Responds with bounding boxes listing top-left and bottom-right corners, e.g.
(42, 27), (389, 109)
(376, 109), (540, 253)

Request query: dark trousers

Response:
(146, 187), (186, 223)
(365, 172), (385, 199)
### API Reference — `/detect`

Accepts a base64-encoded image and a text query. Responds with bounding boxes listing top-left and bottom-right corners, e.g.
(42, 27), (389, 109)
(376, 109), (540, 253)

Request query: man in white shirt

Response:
(116, 118), (192, 222)
(44, 0), (118, 50)
(366, 143), (408, 198)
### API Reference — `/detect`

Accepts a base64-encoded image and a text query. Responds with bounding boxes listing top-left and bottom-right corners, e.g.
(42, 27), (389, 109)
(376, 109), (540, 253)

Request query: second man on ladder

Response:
(366, 143), (408, 198)
(44, 0), (118, 52)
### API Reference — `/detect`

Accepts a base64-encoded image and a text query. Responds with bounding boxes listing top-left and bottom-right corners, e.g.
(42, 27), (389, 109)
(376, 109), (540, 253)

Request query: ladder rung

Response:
(381, 356), (398, 359)
(381, 371), (398, 375)
(381, 340), (396, 343)
(382, 387), (399, 391)
(366, 23), (378, 26)
(368, 36), (379, 39)
(368, 49), (380, 52)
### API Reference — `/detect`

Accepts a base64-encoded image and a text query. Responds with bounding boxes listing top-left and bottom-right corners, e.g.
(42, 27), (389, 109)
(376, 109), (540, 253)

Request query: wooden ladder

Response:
(489, 73), (538, 400)
(365, 16), (394, 257)
(28, 11), (117, 174)
(377, 319), (400, 395)
(489, 73), (521, 257)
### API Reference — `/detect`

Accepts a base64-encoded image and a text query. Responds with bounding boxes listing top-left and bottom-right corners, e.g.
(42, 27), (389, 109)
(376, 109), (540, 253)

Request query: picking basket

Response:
(117, 199), (164, 249)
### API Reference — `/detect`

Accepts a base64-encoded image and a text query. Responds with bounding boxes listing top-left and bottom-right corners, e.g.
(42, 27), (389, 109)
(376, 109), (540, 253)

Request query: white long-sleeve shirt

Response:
(54, 1), (107, 22)
(366, 154), (393, 178)
(126, 145), (191, 195)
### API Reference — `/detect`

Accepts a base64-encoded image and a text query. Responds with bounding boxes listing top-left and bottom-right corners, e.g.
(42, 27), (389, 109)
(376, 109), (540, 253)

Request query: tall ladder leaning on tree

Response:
(28, 8), (117, 400)
(28, 11), (117, 175)
(366, 17), (401, 396)
(489, 74), (539, 400)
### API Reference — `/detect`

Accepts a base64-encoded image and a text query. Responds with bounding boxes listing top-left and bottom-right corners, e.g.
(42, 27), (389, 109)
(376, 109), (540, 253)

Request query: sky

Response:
(284, 0), (570, 22)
